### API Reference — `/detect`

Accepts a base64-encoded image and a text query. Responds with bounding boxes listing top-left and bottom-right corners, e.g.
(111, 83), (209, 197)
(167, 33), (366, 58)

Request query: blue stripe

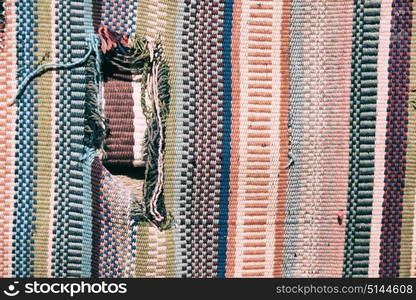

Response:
(218, 0), (233, 278)
(13, 0), (37, 277)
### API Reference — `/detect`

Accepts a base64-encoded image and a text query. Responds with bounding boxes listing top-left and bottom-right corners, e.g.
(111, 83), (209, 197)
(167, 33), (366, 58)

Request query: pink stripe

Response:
(294, 0), (353, 277)
(0, 0), (17, 277)
(317, 0), (353, 277)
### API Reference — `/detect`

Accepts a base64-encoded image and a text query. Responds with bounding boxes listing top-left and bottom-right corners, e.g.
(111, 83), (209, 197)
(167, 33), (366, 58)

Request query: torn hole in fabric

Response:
(86, 26), (172, 229)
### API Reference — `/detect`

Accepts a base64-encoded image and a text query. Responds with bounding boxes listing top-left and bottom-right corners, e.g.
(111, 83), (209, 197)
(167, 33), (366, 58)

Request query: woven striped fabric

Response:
(1, 0), (416, 278)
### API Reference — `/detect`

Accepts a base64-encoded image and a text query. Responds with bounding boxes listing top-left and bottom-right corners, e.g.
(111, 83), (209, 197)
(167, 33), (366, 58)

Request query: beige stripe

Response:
(411, 194), (416, 277)
(33, 0), (55, 277)
(293, 0), (325, 277)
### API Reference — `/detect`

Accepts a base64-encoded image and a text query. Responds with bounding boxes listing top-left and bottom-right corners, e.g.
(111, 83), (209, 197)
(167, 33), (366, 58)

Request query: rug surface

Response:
(0, 0), (416, 278)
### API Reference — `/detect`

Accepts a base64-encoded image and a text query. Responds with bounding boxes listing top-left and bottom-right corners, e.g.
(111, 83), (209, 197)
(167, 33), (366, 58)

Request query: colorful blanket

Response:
(0, 0), (416, 278)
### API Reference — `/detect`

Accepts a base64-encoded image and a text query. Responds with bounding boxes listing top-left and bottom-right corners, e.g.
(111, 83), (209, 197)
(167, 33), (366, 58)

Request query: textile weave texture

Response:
(1, 0), (416, 278)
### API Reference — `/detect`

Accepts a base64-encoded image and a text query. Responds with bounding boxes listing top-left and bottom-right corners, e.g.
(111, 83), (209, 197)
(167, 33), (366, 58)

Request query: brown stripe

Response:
(91, 157), (102, 277)
(103, 73), (135, 167)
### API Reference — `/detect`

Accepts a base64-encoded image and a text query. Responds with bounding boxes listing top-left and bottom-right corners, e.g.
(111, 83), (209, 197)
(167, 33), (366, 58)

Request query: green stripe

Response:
(343, 0), (381, 277)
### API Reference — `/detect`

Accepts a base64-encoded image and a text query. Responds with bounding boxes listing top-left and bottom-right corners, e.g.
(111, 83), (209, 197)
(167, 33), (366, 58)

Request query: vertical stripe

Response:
(293, 0), (326, 277)
(133, 0), (177, 278)
(52, 0), (90, 277)
(401, 0), (416, 278)
(171, 0), (193, 277)
(157, 0), (179, 278)
(380, 0), (412, 278)
(411, 198), (416, 277)
(368, 0), (392, 278)
(132, 74), (146, 167)
(344, 0), (381, 277)
(67, 0), (89, 277)
(0, 0), (16, 278)
(52, 0), (72, 276)
(81, 0), (95, 278)
(225, 0), (242, 278)
(318, 0), (353, 277)
(283, 0), (304, 277)
(91, 156), (101, 277)
(218, 0), (233, 278)
(13, 0), (37, 277)
(274, 0), (290, 277)
(189, 0), (225, 278)
(46, 2), (58, 276)
(226, 0), (284, 277)
(33, 0), (55, 277)
(293, 0), (352, 277)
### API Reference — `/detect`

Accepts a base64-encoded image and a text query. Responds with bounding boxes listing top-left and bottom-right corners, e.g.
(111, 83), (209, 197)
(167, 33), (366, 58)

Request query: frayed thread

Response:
(84, 35), (109, 151)
(9, 33), (96, 106)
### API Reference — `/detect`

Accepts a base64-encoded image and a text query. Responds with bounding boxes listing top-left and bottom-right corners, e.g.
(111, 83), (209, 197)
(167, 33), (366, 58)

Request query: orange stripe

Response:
(248, 84), (272, 89)
(249, 4), (274, 10)
(225, 0), (243, 278)
(245, 188), (268, 194)
(247, 133), (270, 139)
(244, 234), (267, 240)
(247, 157), (270, 162)
(247, 141), (270, 146)
(273, 0), (290, 277)
(242, 272), (265, 277)
(245, 197), (269, 202)
(244, 219), (267, 226)
(249, 12), (273, 19)
(243, 242), (267, 247)
(245, 211), (268, 217)
(245, 202), (269, 207)
(248, 116), (271, 122)
(244, 228), (267, 234)
(248, 59), (272, 65)
(248, 29), (272, 35)
(243, 257), (266, 263)
(248, 44), (273, 50)
(248, 100), (272, 106)
(247, 165), (271, 171)
(242, 265), (266, 271)
(248, 125), (271, 131)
